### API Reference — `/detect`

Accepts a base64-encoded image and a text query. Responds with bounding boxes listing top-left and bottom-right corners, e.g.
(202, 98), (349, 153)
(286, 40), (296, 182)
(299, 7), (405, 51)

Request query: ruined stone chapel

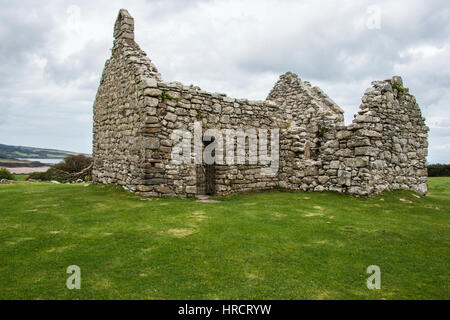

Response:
(92, 9), (429, 197)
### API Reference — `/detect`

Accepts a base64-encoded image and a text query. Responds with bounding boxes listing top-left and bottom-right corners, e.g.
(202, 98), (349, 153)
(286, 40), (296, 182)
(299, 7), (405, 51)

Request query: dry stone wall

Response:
(318, 77), (429, 196)
(93, 9), (429, 197)
(139, 82), (284, 196)
(92, 9), (161, 191)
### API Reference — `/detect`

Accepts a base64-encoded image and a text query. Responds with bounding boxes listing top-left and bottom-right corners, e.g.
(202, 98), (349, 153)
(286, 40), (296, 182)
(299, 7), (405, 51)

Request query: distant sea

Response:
(19, 158), (63, 164)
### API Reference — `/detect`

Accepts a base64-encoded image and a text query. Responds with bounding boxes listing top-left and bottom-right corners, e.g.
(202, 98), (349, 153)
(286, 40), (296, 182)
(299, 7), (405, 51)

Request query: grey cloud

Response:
(43, 40), (108, 85)
(0, 0), (449, 163)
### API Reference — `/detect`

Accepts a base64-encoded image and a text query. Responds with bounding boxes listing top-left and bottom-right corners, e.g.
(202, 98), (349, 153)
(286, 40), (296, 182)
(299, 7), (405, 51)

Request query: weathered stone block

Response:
(355, 147), (377, 156)
(344, 158), (368, 168)
(144, 88), (162, 97)
(336, 130), (352, 140)
(144, 138), (160, 149)
(140, 78), (157, 89)
(164, 112), (177, 122)
(145, 97), (159, 107)
(329, 161), (340, 169)
(146, 116), (159, 124)
(144, 178), (168, 185)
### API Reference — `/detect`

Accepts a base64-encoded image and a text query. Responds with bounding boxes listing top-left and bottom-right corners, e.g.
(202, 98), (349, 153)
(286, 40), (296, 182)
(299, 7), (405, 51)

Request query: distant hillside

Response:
(0, 143), (82, 160)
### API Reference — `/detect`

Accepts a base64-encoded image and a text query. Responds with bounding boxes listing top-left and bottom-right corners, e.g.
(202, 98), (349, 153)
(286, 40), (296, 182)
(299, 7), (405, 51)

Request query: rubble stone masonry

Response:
(93, 9), (429, 197)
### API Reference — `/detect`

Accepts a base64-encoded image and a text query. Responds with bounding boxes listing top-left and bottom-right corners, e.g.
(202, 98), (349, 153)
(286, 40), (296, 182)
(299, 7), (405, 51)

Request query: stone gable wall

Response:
(92, 10), (161, 190)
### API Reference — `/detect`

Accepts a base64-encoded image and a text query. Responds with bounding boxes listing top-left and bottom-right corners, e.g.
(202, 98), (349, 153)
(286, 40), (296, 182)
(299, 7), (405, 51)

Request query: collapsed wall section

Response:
(319, 76), (429, 196)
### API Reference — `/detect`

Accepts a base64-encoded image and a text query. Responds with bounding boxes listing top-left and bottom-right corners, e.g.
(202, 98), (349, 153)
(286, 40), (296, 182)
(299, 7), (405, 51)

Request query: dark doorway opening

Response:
(196, 137), (216, 195)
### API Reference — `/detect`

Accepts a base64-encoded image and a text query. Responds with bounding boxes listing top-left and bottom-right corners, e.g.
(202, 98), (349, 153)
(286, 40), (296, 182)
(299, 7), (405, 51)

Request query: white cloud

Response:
(0, 0), (449, 164)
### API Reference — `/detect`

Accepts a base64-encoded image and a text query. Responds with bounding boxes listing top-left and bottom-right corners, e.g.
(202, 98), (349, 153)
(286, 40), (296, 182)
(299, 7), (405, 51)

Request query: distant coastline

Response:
(17, 158), (63, 164)
(0, 143), (90, 174)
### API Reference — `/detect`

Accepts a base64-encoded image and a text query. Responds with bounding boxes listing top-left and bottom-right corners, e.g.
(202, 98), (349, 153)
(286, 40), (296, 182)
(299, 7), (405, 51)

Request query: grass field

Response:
(0, 178), (448, 300)
(13, 175), (29, 181)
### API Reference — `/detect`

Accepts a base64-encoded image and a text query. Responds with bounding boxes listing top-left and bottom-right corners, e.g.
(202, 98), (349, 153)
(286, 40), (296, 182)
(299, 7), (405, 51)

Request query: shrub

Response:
(428, 164), (450, 177)
(27, 171), (47, 181)
(0, 168), (15, 180)
(26, 155), (92, 182)
(54, 154), (92, 173)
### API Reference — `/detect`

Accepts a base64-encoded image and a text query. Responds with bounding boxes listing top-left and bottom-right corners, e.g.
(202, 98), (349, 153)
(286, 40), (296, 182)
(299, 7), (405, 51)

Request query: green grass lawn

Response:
(13, 175), (29, 181)
(0, 178), (448, 300)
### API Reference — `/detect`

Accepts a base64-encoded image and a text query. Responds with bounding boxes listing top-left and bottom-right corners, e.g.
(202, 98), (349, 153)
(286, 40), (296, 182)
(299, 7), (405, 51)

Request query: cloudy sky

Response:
(0, 0), (449, 163)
